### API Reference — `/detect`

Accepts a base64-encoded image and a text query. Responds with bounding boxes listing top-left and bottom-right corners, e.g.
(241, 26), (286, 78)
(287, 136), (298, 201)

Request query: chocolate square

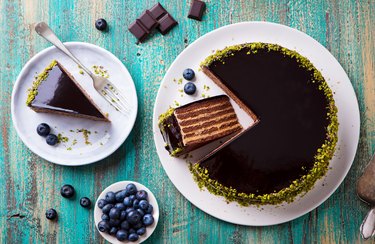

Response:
(158, 14), (178, 35)
(137, 10), (159, 31)
(128, 20), (149, 42)
(150, 3), (168, 20)
(188, 0), (206, 21)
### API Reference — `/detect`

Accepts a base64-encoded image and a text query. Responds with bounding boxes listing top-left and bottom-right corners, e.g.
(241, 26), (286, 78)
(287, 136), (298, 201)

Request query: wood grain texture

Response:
(0, 0), (374, 243)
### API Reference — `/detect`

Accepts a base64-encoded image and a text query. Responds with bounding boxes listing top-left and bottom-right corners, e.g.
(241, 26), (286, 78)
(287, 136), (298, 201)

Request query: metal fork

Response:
(34, 22), (129, 114)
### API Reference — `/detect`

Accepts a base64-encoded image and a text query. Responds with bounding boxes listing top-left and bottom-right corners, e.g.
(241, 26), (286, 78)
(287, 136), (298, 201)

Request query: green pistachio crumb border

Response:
(192, 43), (339, 206)
(26, 60), (57, 106)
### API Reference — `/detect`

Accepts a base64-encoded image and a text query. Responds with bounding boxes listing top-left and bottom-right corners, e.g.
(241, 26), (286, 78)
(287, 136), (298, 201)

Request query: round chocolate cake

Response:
(191, 43), (338, 205)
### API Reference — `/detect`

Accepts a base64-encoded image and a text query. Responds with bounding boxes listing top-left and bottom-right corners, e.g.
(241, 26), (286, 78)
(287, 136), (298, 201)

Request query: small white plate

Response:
(94, 181), (159, 244)
(11, 42), (138, 166)
(152, 22), (360, 226)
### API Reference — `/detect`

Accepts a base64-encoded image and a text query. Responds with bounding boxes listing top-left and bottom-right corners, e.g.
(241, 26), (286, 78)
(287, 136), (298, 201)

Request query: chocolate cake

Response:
(191, 43), (338, 205)
(158, 95), (243, 156)
(26, 60), (108, 121)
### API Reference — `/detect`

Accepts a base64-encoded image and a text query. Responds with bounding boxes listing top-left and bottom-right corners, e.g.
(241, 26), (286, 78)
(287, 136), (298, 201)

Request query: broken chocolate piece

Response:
(137, 10), (159, 31)
(128, 20), (149, 42)
(158, 14), (177, 35)
(150, 3), (168, 20)
(188, 0), (206, 21)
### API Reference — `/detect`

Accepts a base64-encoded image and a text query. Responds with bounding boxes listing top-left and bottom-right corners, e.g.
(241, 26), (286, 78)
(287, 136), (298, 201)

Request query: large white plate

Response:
(11, 42), (138, 166)
(152, 22), (360, 226)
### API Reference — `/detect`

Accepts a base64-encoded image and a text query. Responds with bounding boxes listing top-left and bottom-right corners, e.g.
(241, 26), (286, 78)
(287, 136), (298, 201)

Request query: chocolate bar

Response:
(128, 20), (149, 43)
(188, 0), (206, 21)
(137, 10), (159, 31)
(158, 14), (178, 35)
(150, 3), (167, 20)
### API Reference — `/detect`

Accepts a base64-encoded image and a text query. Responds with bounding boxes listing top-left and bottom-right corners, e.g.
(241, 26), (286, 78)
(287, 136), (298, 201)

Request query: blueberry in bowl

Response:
(94, 181), (159, 243)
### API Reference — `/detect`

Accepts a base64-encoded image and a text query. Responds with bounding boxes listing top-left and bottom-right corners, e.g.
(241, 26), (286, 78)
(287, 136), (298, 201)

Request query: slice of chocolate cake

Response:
(158, 95), (243, 156)
(26, 60), (109, 121)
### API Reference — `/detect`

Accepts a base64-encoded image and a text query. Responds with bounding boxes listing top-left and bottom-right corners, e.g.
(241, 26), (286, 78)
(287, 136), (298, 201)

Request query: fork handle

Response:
(35, 22), (93, 76)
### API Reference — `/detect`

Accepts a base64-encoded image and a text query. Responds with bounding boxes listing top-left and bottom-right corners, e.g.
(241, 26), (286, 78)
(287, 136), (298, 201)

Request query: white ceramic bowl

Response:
(94, 181), (159, 243)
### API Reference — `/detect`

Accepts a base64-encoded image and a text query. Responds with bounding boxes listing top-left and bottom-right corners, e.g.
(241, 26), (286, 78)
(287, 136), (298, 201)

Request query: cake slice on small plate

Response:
(26, 60), (109, 122)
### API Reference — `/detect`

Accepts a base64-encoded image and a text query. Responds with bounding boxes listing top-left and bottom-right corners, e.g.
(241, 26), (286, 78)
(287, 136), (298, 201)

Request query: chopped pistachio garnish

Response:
(158, 108), (175, 125)
(174, 100), (180, 107)
(178, 78), (183, 85)
(77, 129), (92, 145)
(92, 65), (109, 78)
(192, 42), (339, 206)
(171, 148), (183, 157)
(26, 60), (57, 106)
(57, 133), (69, 143)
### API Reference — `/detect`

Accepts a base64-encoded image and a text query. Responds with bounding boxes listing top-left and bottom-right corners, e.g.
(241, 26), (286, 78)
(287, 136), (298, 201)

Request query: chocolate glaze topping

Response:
(200, 46), (330, 195)
(31, 63), (105, 119)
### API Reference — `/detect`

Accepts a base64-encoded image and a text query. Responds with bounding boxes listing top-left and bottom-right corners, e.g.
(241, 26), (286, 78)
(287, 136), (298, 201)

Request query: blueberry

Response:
(98, 220), (110, 233)
(95, 18), (108, 31)
(143, 214), (154, 226)
(132, 222), (143, 230)
(109, 207), (121, 219)
(184, 82), (196, 95)
(126, 210), (141, 225)
(136, 190), (148, 200)
(120, 210), (127, 221)
(123, 197), (133, 207)
(133, 199), (140, 209)
(97, 199), (107, 209)
(46, 134), (58, 146)
(125, 207), (135, 214)
(80, 197), (91, 208)
(60, 184), (75, 198)
(126, 183), (137, 195)
(45, 208), (57, 220)
(37, 123), (50, 136)
(137, 209), (145, 217)
(109, 227), (118, 236)
(105, 191), (116, 203)
(137, 226), (146, 236)
(128, 228), (136, 234)
(129, 195), (136, 201)
(128, 233), (139, 242)
(109, 218), (121, 227)
(139, 200), (149, 210)
(145, 204), (153, 214)
(115, 190), (127, 202)
(116, 229), (128, 241)
(183, 68), (195, 80)
(114, 203), (126, 211)
(102, 204), (114, 214)
(101, 214), (110, 221)
(120, 220), (130, 230)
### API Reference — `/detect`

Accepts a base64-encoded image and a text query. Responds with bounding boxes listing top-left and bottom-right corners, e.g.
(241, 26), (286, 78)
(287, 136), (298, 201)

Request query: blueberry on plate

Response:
(109, 218), (121, 227)
(45, 208), (57, 220)
(145, 204), (153, 214)
(101, 204), (114, 214)
(128, 233), (139, 242)
(133, 199), (140, 209)
(109, 226), (118, 236)
(60, 184), (75, 198)
(126, 210), (141, 225)
(97, 199), (107, 209)
(129, 195), (136, 201)
(125, 207), (135, 214)
(95, 18), (108, 31)
(101, 214), (110, 221)
(137, 226), (146, 236)
(46, 134), (58, 146)
(126, 183), (137, 195)
(80, 197), (91, 208)
(105, 191), (116, 203)
(120, 210), (127, 221)
(184, 82), (196, 95)
(143, 214), (154, 226)
(183, 68), (195, 80)
(128, 228), (136, 234)
(109, 207), (121, 219)
(123, 197), (133, 207)
(115, 190), (127, 202)
(136, 209), (145, 217)
(132, 222), (143, 230)
(139, 200), (149, 210)
(116, 229), (128, 241)
(114, 203), (126, 211)
(120, 220), (130, 230)
(98, 220), (110, 233)
(36, 123), (50, 137)
(136, 190), (148, 200)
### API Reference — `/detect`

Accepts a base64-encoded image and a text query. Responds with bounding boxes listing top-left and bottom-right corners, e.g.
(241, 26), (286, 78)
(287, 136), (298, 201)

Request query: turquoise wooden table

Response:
(0, 0), (374, 243)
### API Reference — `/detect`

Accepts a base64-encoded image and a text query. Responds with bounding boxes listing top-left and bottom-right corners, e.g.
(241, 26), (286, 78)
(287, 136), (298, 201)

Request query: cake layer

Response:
(159, 95), (243, 156)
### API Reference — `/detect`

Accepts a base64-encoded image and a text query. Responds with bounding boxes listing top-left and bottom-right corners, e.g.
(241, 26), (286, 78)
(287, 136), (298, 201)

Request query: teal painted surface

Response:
(0, 0), (374, 243)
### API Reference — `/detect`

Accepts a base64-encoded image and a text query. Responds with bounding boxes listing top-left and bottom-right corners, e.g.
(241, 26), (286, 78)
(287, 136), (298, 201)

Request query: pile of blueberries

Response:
(97, 183), (155, 242)
(37, 123), (58, 146)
